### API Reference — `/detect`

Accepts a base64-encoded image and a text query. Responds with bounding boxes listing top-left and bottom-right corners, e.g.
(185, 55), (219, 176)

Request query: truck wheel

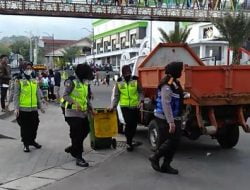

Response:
(148, 119), (163, 151)
(216, 125), (239, 149)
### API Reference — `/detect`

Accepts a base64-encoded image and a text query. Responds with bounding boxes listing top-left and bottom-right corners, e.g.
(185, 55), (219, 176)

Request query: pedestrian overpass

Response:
(0, 0), (249, 21)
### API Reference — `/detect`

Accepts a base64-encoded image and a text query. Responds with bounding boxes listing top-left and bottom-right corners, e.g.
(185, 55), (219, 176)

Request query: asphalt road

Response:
(40, 123), (250, 190)
(1, 81), (250, 190)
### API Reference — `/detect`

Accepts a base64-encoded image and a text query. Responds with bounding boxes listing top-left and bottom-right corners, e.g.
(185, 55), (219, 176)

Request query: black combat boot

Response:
(30, 141), (42, 149)
(148, 151), (162, 171)
(160, 159), (179, 175)
(23, 145), (30, 153)
(76, 157), (89, 167)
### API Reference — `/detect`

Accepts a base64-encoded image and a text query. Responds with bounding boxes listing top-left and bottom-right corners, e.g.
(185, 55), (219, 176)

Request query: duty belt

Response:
(174, 117), (182, 121)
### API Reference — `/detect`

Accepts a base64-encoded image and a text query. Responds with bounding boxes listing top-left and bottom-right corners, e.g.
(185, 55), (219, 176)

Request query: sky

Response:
(0, 15), (93, 40)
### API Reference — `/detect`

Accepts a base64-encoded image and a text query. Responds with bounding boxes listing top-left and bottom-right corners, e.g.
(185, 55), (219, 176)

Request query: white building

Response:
(88, 19), (175, 71)
(187, 22), (249, 65)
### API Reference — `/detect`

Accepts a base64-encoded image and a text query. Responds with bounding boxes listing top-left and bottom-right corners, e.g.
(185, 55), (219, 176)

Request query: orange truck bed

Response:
(185, 65), (250, 106)
(139, 64), (250, 106)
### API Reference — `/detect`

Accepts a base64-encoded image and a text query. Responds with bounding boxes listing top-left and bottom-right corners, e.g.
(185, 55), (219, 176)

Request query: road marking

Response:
(31, 168), (77, 180)
(0, 176), (55, 190)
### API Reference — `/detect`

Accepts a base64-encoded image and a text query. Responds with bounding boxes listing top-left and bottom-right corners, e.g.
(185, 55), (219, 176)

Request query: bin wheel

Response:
(111, 139), (117, 149)
(216, 124), (239, 149)
(148, 119), (164, 152)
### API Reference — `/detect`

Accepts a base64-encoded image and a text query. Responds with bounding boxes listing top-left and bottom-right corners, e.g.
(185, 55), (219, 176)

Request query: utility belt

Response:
(174, 116), (182, 121)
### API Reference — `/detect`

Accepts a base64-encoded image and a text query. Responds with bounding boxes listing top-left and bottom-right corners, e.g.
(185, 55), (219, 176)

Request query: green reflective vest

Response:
(117, 80), (139, 107)
(19, 79), (38, 108)
(66, 80), (88, 111)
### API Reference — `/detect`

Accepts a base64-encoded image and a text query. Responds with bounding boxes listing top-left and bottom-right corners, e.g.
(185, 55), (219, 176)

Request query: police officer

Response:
(14, 63), (45, 152)
(149, 62), (184, 175)
(110, 65), (144, 151)
(63, 64), (94, 167)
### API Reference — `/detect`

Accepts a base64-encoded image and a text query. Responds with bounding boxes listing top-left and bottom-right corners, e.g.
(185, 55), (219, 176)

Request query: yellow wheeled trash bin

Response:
(89, 109), (118, 150)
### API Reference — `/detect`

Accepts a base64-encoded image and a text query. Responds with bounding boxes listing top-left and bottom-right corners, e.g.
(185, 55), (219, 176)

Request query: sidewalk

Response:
(0, 103), (125, 190)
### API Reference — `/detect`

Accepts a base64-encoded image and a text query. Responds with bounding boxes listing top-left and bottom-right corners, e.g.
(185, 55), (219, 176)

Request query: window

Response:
(203, 26), (213, 39)
(205, 46), (222, 60)
(97, 43), (101, 54)
(104, 41), (109, 52)
(112, 39), (116, 51)
(121, 37), (126, 49)
(130, 34), (136, 47)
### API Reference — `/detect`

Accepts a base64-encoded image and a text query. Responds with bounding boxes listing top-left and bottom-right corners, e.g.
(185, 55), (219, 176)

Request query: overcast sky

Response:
(0, 15), (93, 40)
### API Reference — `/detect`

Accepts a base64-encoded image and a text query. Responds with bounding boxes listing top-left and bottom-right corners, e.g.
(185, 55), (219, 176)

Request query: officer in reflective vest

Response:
(110, 65), (144, 151)
(14, 62), (45, 153)
(63, 64), (94, 167)
(149, 62), (184, 175)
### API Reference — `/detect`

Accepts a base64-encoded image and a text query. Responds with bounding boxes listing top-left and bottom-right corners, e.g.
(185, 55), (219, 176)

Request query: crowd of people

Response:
(1, 54), (184, 174)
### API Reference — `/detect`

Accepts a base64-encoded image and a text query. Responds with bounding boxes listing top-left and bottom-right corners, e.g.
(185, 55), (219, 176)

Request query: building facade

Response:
(187, 22), (249, 65)
(89, 19), (175, 71)
(44, 38), (91, 68)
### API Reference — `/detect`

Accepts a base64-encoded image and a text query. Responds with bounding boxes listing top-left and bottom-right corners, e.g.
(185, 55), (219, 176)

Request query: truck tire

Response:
(148, 119), (164, 152)
(216, 125), (239, 149)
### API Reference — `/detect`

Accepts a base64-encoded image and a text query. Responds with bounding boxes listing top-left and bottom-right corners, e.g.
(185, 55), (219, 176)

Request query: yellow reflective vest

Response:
(19, 79), (38, 108)
(66, 80), (88, 111)
(117, 80), (139, 107)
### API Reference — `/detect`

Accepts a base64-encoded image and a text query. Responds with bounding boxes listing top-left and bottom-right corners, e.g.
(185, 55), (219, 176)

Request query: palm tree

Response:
(212, 13), (250, 64)
(62, 46), (81, 65)
(158, 22), (191, 43)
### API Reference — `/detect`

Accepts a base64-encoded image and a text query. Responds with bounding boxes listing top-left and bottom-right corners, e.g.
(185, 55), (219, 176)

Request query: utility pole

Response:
(25, 31), (33, 63)
(82, 27), (95, 65)
(43, 32), (54, 68)
(33, 36), (38, 65)
(52, 33), (54, 68)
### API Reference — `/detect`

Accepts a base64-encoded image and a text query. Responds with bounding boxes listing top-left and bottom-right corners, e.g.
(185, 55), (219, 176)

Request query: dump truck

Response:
(136, 43), (250, 150)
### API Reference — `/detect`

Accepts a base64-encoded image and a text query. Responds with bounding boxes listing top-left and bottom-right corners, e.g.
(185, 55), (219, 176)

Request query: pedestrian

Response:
(105, 71), (110, 86)
(14, 62), (45, 153)
(110, 65), (144, 151)
(54, 68), (61, 103)
(94, 71), (100, 86)
(0, 55), (11, 112)
(40, 72), (49, 101)
(63, 63), (95, 167)
(149, 62), (184, 175)
(48, 69), (56, 101)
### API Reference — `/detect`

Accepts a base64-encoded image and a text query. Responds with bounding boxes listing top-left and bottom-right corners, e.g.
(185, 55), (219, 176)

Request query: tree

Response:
(212, 13), (250, 64)
(54, 57), (66, 69)
(158, 22), (191, 43)
(9, 40), (30, 61)
(0, 43), (11, 56)
(37, 47), (45, 65)
(62, 46), (81, 65)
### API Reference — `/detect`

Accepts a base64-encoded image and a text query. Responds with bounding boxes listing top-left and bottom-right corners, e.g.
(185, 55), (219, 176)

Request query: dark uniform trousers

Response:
(17, 111), (40, 146)
(66, 117), (90, 158)
(121, 107), (139, 145)
(155, 117), (182, 161)
(1, 87), (8, 109)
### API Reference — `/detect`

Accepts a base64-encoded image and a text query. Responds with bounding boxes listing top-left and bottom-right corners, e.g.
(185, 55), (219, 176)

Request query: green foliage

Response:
(54, 57), (66, 69)
(62, 46), (81, 64)
(158, 22), (191, 43)
(0, 43), (11, 56)
(37, 47), (45, 65)
(212, 13), (250, 64)
(9, 40), (30, 61)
